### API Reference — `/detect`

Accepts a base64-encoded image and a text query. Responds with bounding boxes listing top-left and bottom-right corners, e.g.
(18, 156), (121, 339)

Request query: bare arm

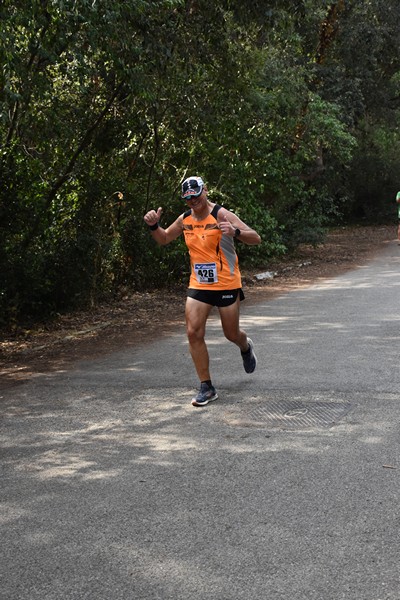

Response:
(217, 207), (261, 245)
(143, 207), (183, 245)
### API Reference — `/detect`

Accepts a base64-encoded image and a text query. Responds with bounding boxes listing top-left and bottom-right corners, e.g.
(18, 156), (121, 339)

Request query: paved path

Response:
(1, 240), (400, 600)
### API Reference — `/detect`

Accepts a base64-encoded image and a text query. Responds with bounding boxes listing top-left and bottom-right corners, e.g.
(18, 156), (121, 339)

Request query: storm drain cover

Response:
(224, 393), (353, 430)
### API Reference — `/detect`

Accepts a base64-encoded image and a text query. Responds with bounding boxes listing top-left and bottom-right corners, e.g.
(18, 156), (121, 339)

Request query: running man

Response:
(143, 176), (261, 407)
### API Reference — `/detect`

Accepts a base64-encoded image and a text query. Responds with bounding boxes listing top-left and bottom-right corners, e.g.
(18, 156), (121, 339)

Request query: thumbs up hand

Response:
(144, 207), (163, 227)
(218, 213), (235, 236)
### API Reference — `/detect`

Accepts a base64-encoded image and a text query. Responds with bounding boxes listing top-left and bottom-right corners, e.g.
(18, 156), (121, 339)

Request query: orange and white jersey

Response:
(182, 204), (242, 290)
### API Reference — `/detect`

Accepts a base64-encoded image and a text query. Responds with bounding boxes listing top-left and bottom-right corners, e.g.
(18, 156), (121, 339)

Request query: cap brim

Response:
(181, 188), (203, 199)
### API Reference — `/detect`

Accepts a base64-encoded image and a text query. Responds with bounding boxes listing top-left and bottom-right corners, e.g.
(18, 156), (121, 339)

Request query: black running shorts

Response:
(187, 288), (245, 307)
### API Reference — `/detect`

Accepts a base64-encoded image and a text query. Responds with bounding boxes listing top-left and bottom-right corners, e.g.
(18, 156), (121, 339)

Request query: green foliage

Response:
(1, 0), (400, 326)
(345, 120), (400, 222)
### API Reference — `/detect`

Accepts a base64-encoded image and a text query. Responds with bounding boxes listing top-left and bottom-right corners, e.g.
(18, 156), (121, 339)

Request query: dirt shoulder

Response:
(0, 224), (395, 389)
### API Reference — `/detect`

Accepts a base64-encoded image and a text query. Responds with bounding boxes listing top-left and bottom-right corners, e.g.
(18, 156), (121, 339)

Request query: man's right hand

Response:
(144, 207), (163, 227)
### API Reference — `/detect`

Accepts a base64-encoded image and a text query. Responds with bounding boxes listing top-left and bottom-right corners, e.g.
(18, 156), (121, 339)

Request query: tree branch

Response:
(5, 10), (52, 147)
(23, 82), (124, 250)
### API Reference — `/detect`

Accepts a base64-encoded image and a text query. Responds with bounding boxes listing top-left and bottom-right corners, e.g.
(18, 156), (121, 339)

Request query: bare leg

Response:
(218, 296), (249, 352)
(185, 297), (213, 382)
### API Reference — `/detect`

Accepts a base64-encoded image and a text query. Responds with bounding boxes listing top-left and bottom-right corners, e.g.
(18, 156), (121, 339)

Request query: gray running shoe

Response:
(241, 337), (257, 373)
(191, 383), (218, 407)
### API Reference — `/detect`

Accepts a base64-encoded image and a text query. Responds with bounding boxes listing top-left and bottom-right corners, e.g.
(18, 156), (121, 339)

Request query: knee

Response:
(224, 329), (240, 344)
(187, 324), (205, 345)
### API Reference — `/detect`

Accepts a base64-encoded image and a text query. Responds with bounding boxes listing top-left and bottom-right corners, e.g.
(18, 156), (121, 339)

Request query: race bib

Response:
(194, 262), (218, 284)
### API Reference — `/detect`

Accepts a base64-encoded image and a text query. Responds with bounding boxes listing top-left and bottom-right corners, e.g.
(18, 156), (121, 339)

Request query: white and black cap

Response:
(181, 176), (204, 199)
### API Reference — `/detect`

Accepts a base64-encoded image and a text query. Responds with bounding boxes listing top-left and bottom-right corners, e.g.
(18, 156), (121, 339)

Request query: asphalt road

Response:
(1, 240), (400, 600)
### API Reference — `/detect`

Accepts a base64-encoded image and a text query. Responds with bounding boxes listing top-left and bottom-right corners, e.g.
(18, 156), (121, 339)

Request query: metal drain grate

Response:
(224, 395), (353, 430)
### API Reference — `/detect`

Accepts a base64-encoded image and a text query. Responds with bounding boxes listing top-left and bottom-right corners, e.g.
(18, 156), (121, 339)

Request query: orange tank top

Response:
(182, 204), (242, 290)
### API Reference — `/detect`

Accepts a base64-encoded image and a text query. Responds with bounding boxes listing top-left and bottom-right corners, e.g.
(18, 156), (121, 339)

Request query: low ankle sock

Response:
(241, 345), (250, 355)
(201, 380), (212, 388)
